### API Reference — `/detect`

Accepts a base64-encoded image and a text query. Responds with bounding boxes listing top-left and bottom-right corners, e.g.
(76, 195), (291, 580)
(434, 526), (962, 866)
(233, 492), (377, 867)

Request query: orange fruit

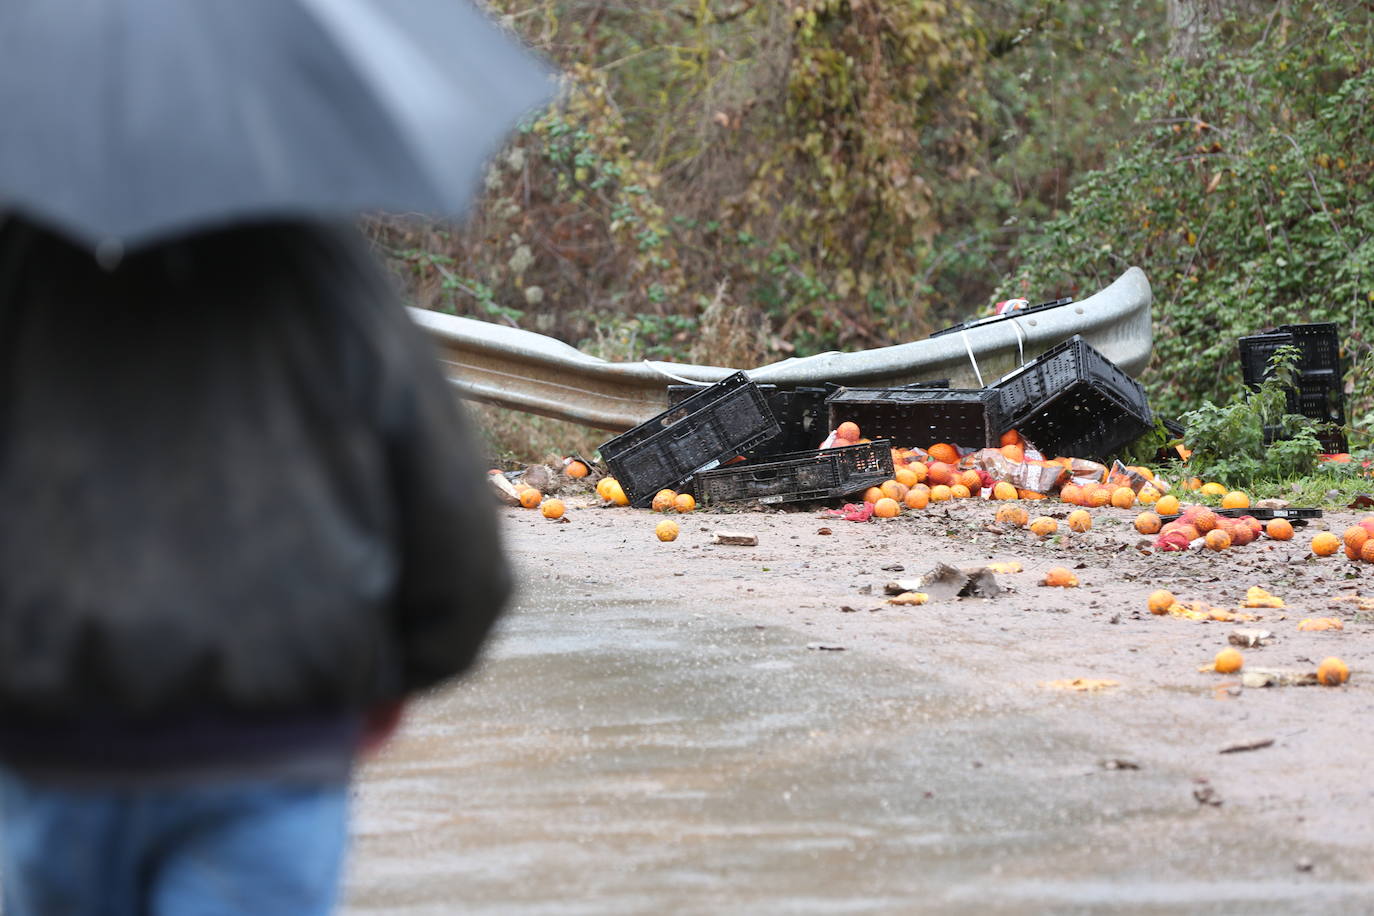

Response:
(1148, 589), (1176, 615)
(595, 477), (615, 501)
(1183, 477), (1203, 491)
(1189, 508), (1218, 534)
(1308, 532), (1341, 554)
(565, 460), (589, 479)
(905, 462), (928, 484)
(1214, 648), (1244, 674)
(992, 481), (1018, 501)
(949, 484), (971, 499)
(598, 477), (629, 506)
(904, 488), (929, 510)
(1265, 518), (1293, 540)
(1199, 482), (1227, 497)
(995, 505), (1029, 527)
(837, 421), (861, 442)
(651, 489), (678, 512)
(1317, 657), (1350, 686)
(873, 497), (901, 518)
(1134, 512), (1163, 535)
(1221, 490), (1249, 509)
(1361, 516), (1374, 536)
(1043, 567), (1079, 587)
(1000, 443), (1025, 462)
(894, 467), (919, 488)
(1066, 509), (1092, 532)
(928, 442), (959, 464)
(926, 462), (955, 486)
(1137, 486), (1160, 505)
(880, 479), (908, 501)
(863, 486), (885, 504)
(930, 485), (953, 502)
(1362, 539), (1374, 563)
(1343, 526), (1369, 552)
(541, 498), (566, 519)
(1110, 486), (1136, 509)
(1060, 484), (1083, 505)
(1018, 489), (1047, 500)
(518, 488), (542, 509)
(1084, 486), (1111, 508)
(655, 520), (680, 542)
(1000, 429), (1022, 447)
(1155, 494), (1181, 516)
(673, 493), (696, 513)
(1204, 529), (1232, 551)
(959, 469), (982, 490)
(1029, 516), (1058, 537)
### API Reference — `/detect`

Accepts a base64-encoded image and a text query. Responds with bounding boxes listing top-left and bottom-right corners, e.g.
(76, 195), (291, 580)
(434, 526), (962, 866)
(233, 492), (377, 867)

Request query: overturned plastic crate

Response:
(992, 335), (1152, 461)
(600, 372), (781, 507)
(694, 441), (895, 506)
(1239, 323), (1347, 452)
(825, 387), (1004, 450)
(667, 384), (831, 456)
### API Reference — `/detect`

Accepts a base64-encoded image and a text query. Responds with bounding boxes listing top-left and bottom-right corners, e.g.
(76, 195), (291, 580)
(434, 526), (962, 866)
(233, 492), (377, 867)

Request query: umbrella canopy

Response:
(0, 0), (555, 252)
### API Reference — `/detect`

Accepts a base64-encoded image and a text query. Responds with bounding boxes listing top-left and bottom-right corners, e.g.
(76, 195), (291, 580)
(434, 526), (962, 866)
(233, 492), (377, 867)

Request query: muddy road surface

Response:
(343, 499), (1374, 914)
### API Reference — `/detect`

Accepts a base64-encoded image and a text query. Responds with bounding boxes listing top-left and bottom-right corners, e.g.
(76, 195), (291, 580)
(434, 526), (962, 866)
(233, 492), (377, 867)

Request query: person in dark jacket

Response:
(0, 215), (511, 915)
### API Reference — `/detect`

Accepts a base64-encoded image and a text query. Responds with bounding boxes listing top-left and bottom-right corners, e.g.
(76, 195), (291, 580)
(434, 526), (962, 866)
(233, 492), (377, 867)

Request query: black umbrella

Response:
(0, 0), (555, 252)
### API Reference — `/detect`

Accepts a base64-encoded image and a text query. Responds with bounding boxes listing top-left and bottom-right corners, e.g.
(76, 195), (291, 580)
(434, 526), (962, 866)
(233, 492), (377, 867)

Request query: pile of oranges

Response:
(1149, 504), (1287, 552)
(1312, 517), (1374, 562)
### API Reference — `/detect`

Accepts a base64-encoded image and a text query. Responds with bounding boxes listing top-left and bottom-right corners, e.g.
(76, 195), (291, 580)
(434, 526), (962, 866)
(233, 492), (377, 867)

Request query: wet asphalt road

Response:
(342, 581), (1374, 914)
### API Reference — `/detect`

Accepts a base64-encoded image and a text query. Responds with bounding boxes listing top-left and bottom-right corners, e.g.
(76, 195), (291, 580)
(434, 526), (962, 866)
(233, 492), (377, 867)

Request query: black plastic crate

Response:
(668, 384), (830, 455)
(694, 441), (895, 506)
(600, 372), (781, 507)
(825, 387), (1004, 450)
(992, 335), (1153, 460)
(1160, 506), (1322, 526)
(1240, 322), (1342, 388)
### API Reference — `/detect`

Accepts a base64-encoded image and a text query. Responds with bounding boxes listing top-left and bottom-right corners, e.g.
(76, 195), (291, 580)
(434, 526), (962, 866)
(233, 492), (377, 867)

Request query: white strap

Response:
(643, 360), (714, 387)
(959, 330), (985, 387)
(1009, 316), (1026, 367)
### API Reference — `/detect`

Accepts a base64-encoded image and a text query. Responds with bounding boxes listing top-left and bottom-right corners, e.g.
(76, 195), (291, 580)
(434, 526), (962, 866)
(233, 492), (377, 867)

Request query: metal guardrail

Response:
(415, 266), (1153, 432)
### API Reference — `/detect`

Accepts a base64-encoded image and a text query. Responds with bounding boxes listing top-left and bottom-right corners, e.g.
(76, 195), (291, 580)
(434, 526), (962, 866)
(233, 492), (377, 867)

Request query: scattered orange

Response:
(1137, 486), (1160, 505)
(1060, 484), (1083, 505)
(1019, 489), (1047, 500)
(1308, 533), (1338, 557)
(1155, 494), (1181, 516)
(1204, 529), (1232, 551)
(928, 442), (959, 465)
(930, 485), (953, 502)
(1189, 508), (1218, 534)
(1147, 589), (1176, 615)
(873, 497), (901, 518)
(1317, 657), (1350, 686)
(993, 481), (1019, 501)
(518, 488), (542, 509)
(651, 489), (678, 512)
(1135, 512), (1163, 535)
(904, 488), (929, 510)
(905, 462), (928, 484)
(837, 421), (861, 442)
(565, 460), (590, 479)
(1343, 526), (1369, 553)
(1110, 486), (1136, 509)
(1000, 443), (1025, 462)
(863, 486), (885, 504)
(880, 479), (908, 501)
(1000, 429), (1022, 447)
(959, 469), (982, 490)
(1084, 486), (1112, 508)
(950, 484), (971, 499)
(1183, 477), (1203, 491)
(926, 462), (955, 486)
(1220, 490), (1250, 509)
(1066, 509), (1092, 532)
(1265, 518), (1293, 540)
(1362, 539), (1374, 563)
(894, 467), (919, 488)
(673, 493), (696, 513)
(602, 478), (630, 506)
(1029, 517), (1058, 537)
(995, 505), (1029, 527)
(1043, 567), (1079, 587)
(1214, 648), (1244, 674)
(541, 498), (566, 519)
(595, 477), (615, 501)
(1199, 482), (1227, 497)
(655, 519), (680, 541)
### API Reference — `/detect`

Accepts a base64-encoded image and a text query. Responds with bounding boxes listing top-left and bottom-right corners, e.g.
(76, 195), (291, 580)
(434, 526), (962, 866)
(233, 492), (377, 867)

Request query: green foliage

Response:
(1178, 347), (1324, 489)
(1007, 1), (1374, 422)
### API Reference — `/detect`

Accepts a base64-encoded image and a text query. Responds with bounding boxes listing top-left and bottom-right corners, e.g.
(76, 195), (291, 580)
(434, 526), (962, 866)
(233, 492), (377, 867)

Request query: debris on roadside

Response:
(884, 563), (1003, 601)
(1042, 678), (1119, 692)
(710, 530), (758, 546)
(1219, 737), (1275, 754)
(1297, 617), (1344, 632)
(1229, 628), (1274, 648)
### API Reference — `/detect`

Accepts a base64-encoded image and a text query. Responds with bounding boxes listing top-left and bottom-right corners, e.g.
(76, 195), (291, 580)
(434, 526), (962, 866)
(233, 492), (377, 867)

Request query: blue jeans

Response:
(0, 768), (350, 916)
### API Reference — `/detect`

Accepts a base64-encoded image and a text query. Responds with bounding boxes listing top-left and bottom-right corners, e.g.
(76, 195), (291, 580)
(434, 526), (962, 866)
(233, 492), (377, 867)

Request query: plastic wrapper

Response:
(1066, 458), (1109, 488)
(967, 449), (1067, 493)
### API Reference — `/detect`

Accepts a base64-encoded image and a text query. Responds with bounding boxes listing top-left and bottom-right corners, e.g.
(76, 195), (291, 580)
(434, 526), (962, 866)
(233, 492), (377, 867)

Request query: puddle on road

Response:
(343, 586), (1374, 914)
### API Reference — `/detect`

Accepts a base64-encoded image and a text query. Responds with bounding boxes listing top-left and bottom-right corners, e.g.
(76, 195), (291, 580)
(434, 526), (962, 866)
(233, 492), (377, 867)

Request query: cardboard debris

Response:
(488, 473), (521, 505)
(1229, 628), (1274, 648)
(1241, 668), (1320, 688)
(711, 531), (758, 546)
(884, 563), (1003, 601)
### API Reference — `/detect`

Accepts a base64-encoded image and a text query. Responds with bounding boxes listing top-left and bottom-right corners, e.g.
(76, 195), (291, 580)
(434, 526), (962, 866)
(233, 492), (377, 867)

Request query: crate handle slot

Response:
(751, 470), (780, 482)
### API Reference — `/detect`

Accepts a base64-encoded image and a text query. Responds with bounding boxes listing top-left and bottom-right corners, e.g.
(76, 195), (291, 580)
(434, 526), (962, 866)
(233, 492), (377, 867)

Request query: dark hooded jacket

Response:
(0, 217), (510, 722)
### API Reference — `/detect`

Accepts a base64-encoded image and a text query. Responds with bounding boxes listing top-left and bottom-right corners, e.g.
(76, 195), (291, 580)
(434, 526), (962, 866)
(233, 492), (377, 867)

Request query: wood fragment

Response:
(1219, 737), (1275, 755)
